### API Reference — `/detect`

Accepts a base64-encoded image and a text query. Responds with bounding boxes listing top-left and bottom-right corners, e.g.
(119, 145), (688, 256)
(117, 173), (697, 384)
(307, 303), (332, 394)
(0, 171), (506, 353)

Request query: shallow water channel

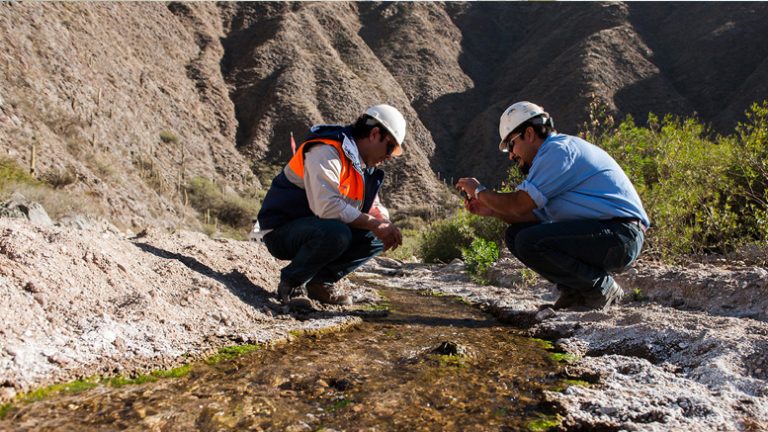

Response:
(4, 287), (562, 431)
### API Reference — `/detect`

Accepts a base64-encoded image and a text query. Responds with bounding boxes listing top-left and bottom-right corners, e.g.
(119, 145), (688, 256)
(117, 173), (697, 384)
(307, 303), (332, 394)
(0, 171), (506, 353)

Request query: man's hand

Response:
(456, 177), (481, 200)
(351, 213), (403, 251)
(466, 197), (495, 217)
(372, 221), (402, 251)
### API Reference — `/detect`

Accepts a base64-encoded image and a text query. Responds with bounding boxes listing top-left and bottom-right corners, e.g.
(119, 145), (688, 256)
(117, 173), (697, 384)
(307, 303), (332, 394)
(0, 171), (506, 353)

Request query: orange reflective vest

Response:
(257, 126), (384, 230)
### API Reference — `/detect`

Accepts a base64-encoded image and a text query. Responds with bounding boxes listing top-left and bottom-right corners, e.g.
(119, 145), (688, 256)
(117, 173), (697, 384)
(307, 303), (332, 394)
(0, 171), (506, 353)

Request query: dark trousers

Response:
(505, 219), (644, 296)
(263, 216), (384, 286)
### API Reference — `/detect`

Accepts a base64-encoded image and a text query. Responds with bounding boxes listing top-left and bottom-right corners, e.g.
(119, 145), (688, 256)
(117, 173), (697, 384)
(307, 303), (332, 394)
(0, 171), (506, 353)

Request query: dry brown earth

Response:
(3, 3), (768, 227)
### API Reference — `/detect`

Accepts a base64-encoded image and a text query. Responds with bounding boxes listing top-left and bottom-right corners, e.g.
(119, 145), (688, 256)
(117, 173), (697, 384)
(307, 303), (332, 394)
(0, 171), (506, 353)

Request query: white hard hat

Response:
(365, 104), (406, 156)
(498, 101), (549, 152)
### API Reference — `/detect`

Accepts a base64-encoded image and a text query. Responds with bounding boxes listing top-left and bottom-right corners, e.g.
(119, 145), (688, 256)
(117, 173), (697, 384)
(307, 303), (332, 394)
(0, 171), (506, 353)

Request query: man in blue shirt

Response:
(456, 101), (649, 311)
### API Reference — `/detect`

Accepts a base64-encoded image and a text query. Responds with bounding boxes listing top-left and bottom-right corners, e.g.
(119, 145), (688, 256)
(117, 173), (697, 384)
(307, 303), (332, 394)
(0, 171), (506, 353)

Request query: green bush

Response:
(585, 99), (768, 259)
(383, 228), (421, 261)
(461, 237), (499, 283)
(418, 209), (506, 264)
(416, 99), (768, 266)
(418, 212), (474, 263)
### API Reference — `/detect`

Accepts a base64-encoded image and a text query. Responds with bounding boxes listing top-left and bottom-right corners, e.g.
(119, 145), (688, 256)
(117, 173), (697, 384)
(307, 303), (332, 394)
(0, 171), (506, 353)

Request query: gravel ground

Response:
(1, 216), (766, 431)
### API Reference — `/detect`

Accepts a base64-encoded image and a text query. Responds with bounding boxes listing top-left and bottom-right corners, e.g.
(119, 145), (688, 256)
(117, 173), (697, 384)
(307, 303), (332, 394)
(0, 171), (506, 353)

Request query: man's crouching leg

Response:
(306, 229), (384, 305)
(264, 218), (355, 306)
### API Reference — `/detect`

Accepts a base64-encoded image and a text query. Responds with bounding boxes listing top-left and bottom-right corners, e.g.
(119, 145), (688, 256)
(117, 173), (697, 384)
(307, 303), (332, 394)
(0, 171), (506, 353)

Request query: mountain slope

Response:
(2, 2), (767, 228)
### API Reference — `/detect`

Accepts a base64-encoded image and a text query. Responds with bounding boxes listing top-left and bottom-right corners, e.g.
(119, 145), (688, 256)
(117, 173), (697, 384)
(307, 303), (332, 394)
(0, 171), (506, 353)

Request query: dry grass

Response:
(40, 166), (78, 189)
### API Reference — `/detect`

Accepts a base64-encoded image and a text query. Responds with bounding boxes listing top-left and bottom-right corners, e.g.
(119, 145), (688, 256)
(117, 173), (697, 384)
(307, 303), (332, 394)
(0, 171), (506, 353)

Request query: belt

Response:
(610, 217), (647, 233)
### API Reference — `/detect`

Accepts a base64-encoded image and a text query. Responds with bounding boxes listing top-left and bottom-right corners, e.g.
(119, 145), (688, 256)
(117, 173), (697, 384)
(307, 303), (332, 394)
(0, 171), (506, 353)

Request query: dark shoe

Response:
(306, 282), (352, 305)
(552, 288), (584, 310)
(583, 280), (624, 312)
(277, 279), (307, 303)
(286, 296), (316, 311)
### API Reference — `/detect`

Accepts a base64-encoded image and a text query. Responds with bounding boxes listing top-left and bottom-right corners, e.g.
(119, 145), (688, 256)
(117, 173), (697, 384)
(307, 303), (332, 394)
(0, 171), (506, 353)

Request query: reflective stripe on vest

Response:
(284, 138), (365, 204)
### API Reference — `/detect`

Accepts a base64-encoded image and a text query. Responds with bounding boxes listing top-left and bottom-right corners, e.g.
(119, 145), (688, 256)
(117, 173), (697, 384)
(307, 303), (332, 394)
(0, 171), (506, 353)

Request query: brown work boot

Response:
(583, 280), (624, 312)
(277, 278), (307, 303)
(306, 282), (352, 305)
(552, 287), (584, 310)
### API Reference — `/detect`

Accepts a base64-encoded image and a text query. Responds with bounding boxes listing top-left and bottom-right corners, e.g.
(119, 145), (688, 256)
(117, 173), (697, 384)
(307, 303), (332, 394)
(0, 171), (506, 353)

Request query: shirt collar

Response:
(341, 133), (366, 174)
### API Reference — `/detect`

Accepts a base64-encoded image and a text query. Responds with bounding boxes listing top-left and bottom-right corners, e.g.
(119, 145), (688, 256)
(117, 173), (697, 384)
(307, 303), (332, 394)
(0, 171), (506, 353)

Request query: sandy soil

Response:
(1, 214), (766, 431)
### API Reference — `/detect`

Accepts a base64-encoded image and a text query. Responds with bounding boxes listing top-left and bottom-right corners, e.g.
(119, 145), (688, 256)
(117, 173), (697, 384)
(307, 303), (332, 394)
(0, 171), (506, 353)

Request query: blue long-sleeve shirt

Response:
(516, 133), (650, 229)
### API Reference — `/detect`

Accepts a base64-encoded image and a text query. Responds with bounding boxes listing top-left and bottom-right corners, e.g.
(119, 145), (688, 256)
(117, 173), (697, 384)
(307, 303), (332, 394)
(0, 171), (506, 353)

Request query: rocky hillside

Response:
(2, 2), (767, 230)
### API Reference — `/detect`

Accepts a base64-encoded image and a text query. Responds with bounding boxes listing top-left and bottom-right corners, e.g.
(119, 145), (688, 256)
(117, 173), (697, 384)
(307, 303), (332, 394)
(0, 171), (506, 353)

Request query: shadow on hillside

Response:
(133, 242), (274, 309)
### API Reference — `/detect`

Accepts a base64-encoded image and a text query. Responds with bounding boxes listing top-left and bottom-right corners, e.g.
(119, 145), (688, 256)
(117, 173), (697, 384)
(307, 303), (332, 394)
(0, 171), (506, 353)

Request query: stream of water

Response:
(3, 287), (562, 431)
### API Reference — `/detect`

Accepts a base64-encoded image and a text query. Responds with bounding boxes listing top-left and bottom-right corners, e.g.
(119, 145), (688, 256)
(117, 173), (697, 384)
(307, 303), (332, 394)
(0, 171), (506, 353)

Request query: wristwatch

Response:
(474, 185), (487, 199)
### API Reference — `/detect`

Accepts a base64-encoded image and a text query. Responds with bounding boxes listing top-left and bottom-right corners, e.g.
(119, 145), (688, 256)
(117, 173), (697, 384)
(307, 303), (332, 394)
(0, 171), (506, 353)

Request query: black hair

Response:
(513, 115), (556, 140)
(351, 114), (390, 141)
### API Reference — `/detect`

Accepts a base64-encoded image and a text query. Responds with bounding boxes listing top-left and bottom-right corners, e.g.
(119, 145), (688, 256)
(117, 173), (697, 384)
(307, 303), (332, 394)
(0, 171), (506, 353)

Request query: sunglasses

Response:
(384, 134), (397, 156)
(502, 132), (522, 152)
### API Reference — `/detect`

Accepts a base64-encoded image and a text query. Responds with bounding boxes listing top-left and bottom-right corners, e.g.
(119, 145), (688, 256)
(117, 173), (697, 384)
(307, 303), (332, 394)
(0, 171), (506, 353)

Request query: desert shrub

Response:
(382, 228), (421, 262)
(584, 99), (768, 259)
(390, 215), (428, 231)
(461, 237), (499, 283)
(13, 184), (104, 220)
(185, 177), (259, 232)
(1, 158), (105, 220)
(418, 212), (474, 263)
(417, 209), (506, 264)
(131, 153), (166, 192)
(730, 101), (768, 242)
(0, 157), (37, 187)
(159, 131), (179, 144)
(41, 166), (78, 189)
(465, 212), (507, 247)
(85, 152), (116, 179)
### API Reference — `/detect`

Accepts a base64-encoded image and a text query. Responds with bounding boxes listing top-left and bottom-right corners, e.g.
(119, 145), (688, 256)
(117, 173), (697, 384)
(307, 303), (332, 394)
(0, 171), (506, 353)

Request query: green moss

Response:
(530, 338), (554, 350)
(435, 354), (468, 368)
(325, 397), (352, 412)
(452, 295), (471, 305)
(553, 378), (591, 392)
(550, 352), (579, 364)
(493, 407), (510, 417)
(109, 363), (192, 387)
(0, 403), (14, 419)
(363, 300), (391, 312)
(25, 379), (99, 401)
(107, 374), (158, 387)
(528, 414), (561, 431)
(417, 289), (446, 297)
(205, 344), (262, 365)
(632, 287), (647, 301)
(564, 379), (589, 386)
(152, 364), (192, 379)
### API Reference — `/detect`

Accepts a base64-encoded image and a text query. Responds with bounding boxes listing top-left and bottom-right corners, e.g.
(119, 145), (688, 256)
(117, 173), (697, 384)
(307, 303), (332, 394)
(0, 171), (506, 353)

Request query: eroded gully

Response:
(3, 285), (562, 431)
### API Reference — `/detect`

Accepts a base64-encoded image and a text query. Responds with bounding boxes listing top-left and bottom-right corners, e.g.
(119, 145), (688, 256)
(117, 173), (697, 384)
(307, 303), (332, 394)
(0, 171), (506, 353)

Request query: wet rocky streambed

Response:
(2, 286), (566, 431)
